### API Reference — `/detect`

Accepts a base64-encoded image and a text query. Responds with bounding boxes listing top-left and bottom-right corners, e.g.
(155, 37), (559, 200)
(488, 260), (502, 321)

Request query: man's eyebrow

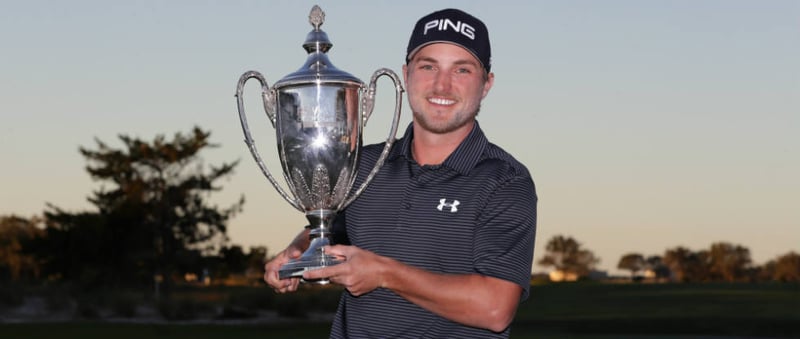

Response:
(414, 56), (438, 64)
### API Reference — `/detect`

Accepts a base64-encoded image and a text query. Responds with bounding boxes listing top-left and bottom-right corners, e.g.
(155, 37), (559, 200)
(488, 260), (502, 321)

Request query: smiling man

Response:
(265, 8), (538, 338)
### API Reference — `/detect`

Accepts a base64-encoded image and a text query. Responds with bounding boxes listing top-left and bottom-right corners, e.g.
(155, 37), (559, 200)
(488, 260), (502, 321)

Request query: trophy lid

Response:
(275, 5), (362, 88)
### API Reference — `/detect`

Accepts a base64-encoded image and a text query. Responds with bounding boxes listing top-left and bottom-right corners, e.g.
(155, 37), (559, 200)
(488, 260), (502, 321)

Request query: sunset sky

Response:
(1, 0), (797, 275)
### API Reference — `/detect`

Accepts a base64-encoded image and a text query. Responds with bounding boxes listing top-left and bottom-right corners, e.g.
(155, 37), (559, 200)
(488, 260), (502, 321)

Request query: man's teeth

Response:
(428, 97), (455, 105)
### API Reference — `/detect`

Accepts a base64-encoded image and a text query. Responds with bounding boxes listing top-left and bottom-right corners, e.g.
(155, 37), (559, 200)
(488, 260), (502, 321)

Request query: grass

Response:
(1, 282), (798, 338)
(514, 282), (800, 338)
(0, 322), (333, 339)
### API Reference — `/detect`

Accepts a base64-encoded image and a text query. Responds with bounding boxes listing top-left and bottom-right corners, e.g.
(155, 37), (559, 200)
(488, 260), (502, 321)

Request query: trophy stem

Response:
(278, 210), (343, 283)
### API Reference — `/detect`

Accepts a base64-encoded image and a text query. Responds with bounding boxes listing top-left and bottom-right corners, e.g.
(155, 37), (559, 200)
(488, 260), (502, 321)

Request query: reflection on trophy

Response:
(235, 5), (403, 282)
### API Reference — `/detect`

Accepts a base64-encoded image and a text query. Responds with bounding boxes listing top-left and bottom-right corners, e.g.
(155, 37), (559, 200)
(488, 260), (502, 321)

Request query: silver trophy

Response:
(235, 5), (403, 281)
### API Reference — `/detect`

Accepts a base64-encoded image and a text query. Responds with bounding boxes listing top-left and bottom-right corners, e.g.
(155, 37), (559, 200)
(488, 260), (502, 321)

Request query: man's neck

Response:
(411, 121), (474, 166)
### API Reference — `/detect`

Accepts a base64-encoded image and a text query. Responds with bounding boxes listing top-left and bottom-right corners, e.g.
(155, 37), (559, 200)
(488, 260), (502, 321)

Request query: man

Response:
(265, 8), (537, 338)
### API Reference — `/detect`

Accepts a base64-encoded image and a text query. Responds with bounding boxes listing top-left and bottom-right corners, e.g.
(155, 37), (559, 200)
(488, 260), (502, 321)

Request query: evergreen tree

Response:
(42, 127), (244, 290)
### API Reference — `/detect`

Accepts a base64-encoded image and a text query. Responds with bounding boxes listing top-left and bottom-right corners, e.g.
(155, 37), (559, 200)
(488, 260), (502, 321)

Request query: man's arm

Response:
(303, 245), (522, 333)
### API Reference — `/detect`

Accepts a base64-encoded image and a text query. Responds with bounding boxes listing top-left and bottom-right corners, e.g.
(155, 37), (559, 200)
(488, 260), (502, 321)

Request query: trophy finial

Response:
(309, 5), (325, 31)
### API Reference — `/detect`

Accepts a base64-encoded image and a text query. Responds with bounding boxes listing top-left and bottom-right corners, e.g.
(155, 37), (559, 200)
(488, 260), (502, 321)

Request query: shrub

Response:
(158, 297), (211, 321)
(75, 298), (100, 319)
(275, 294), (309, 318)
(0, 282), (25, 308)
(226, 287), (275, 311)
(110, 291), (139, 318)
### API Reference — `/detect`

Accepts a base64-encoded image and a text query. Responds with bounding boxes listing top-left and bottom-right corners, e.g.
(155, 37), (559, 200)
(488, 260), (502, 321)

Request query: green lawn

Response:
(0, 322), (331, 339)
(514, 282), (800, 338)
(1, 282), (798, 338)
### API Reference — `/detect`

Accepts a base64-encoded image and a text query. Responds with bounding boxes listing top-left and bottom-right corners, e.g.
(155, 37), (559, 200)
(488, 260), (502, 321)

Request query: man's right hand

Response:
(264, 245), (303, 293)
(264, 228), (313, 293)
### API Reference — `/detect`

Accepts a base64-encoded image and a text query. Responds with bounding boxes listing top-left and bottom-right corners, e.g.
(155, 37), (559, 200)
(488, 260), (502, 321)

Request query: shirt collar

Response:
(388, 121), (489, 176)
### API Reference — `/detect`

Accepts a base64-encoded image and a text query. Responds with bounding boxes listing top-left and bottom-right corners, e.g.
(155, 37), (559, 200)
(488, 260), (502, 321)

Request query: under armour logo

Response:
(437, 198), (460, 213)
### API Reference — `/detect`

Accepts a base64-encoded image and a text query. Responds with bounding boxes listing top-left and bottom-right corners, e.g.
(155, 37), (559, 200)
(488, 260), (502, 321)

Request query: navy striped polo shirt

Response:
(330, 121), (537, 339)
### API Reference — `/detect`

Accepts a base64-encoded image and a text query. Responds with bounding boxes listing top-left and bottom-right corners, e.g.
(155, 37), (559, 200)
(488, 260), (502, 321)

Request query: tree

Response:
(537, 235), (600, 278)
(644, 255), (671, 281)
(617, 253), (646, 280)
(772, 251), (800, 282)
(707, 242), (751, 282)
(0, 215), (44, 281)
(36, 210), (112, 285)
(219, 245), (248, 276)
(42, 127), (244, 289)
(757, 260), (777, 282)
(216, 245), (268, 280)
(245, 246), (268, 275)
(663, 246), (710, 282)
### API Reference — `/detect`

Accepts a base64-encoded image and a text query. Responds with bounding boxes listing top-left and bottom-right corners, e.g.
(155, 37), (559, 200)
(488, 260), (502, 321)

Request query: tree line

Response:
(537, 235), (800, 282)
(1, 127), (798, 290)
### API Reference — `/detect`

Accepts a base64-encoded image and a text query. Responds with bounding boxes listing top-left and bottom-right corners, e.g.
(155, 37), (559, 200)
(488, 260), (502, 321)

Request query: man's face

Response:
(403, 43), (494, 135)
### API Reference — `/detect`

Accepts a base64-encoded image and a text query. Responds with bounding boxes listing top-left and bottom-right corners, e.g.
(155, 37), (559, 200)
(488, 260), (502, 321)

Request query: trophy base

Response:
(278, 210), (343, 284)
(278, 254), (343, 284)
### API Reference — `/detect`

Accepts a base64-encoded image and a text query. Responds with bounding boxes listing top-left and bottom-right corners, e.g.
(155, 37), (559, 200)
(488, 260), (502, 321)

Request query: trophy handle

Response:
(235, 70), (303, 211)
(342, 68), (404, 208)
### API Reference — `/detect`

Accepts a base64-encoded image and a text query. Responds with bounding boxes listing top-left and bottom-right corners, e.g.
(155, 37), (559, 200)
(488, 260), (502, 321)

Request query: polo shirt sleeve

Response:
(472, 174), (537, 301)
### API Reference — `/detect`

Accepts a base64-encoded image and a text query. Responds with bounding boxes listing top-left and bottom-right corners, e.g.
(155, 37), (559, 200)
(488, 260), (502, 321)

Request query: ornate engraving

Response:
(291, 167), (312, 209)
(311, 164), (331, 209)
(331, 166), (351, 209)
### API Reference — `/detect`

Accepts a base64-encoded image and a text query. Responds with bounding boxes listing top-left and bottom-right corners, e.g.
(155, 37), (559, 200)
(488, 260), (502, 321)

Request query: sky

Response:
(1, 0), (798, 275)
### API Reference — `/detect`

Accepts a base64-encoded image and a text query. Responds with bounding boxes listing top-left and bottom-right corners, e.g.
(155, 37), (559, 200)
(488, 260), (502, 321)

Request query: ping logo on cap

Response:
(422, 19), (476, 40)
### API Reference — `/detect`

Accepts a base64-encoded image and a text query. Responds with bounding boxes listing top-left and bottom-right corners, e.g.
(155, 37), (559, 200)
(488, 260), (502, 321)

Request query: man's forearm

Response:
(380, 256), (522, 332)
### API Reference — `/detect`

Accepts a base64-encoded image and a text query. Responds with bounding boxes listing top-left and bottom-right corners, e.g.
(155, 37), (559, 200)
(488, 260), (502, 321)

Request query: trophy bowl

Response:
(235, 5), (403, 282)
